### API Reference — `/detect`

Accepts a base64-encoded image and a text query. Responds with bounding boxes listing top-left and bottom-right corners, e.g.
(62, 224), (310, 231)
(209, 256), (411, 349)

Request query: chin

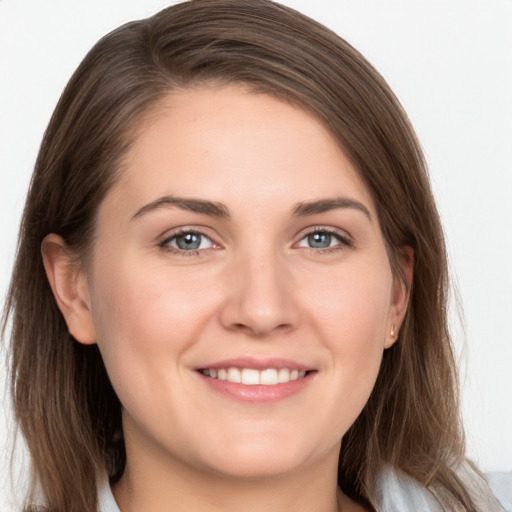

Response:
(194, 432), (334, 480)
(205, 453), (307, 480)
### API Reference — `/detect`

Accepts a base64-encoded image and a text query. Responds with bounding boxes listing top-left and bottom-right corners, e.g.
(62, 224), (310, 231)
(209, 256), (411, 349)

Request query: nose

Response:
(219, 250), (300, 338)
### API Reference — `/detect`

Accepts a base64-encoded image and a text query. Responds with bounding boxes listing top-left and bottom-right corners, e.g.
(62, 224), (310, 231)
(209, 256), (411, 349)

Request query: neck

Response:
(113, 441), (344, 512)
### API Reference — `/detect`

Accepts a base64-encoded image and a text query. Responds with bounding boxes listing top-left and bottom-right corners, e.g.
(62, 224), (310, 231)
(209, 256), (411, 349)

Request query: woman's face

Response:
(73, 86), (409, 479)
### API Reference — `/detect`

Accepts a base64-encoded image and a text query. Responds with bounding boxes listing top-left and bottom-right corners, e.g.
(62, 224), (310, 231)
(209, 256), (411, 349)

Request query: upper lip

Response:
(196, 357), (314, 372)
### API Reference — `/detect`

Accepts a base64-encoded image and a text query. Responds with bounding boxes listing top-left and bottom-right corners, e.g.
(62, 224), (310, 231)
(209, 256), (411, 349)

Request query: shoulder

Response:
(373, 467), (443, 512)
(488, 472), (512, 512)
(374, 463), (510, 512)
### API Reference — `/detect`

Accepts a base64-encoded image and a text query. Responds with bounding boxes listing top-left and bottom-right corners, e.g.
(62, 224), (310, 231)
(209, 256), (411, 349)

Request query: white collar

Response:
(97, 477), (121, 512)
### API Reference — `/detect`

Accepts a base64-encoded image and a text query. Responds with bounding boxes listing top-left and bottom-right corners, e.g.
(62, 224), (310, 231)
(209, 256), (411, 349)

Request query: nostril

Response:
(219, 288), (299, 337)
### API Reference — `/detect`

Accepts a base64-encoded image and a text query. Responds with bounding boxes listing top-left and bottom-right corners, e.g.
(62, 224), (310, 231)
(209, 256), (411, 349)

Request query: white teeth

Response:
(227, 367), (241, 383)
(278, 368), (290, 383)
(202, 367), (308, 385)
(241, 368), (260, 385)
(260, 368), (278, 385)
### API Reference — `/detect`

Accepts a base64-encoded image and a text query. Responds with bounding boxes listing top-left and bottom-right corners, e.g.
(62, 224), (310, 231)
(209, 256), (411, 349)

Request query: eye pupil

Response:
(308, 232), (331, 248)
(176, 233), (201, 250)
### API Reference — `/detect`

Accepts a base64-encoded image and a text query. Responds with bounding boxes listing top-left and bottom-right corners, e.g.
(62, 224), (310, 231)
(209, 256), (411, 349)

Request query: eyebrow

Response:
(131, 196), (230, 220)
(292, 197), (372, 222)
(130, 195), (372, 222)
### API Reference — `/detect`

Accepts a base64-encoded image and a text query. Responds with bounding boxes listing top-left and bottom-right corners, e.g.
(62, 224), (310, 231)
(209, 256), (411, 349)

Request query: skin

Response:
(43, 86), (412, 512)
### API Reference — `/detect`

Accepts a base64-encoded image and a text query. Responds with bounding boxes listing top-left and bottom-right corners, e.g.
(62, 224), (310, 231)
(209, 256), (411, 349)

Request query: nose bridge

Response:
(220, 241), (298, 336)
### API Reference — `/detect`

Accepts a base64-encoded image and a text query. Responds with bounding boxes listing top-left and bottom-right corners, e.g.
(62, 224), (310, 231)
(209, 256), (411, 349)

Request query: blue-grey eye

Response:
(168, 232), (213, 251)
(298, 231), (342, 249)
(308, 232), (332, 248)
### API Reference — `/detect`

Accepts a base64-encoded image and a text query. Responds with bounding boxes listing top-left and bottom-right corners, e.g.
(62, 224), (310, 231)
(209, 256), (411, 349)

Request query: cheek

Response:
(303, 260), (392, 421)
(306, 259), (393, 347)
(88, 259), (219, 399)
(92, 257), (214, 339)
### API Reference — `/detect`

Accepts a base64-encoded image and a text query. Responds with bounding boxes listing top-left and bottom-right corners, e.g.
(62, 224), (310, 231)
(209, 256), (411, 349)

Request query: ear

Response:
(384, 246), (414, 349)
(41, 234), (97, 345)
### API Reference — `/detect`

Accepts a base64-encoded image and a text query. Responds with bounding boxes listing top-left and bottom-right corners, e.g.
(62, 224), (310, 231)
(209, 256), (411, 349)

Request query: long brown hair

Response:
(3, 1), (478, 510)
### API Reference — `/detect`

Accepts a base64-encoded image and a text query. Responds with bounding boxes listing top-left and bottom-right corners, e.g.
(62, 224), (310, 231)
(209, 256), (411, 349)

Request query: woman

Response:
(2, 1), (507, 511)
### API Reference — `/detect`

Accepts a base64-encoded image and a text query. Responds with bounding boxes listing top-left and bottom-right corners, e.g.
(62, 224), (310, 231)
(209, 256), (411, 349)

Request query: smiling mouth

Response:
(199, 367), (312, 385)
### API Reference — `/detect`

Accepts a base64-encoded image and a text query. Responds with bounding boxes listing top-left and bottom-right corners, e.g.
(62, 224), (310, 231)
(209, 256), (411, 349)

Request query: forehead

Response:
(104, 85), (376, 220)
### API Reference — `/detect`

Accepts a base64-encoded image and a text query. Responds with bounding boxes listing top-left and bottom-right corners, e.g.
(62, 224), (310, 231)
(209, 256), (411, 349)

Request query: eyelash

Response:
(296, 227), (353, 255)
(158, 227), (353, 257)
(158, 228), (217, 257)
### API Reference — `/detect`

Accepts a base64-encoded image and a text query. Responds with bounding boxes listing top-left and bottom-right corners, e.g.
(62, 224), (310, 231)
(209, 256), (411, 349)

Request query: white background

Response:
(1, 0), (511, 509)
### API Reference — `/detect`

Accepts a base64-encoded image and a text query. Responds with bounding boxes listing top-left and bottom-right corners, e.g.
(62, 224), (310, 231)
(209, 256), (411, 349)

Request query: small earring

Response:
(390, 323), (396, 338)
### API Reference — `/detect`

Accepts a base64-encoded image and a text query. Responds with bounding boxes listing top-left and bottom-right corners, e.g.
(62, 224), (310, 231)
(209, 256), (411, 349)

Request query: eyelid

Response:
(158, 226), (222, 254)
(293, 225), (354, 250)
(156, 224), (353, 255)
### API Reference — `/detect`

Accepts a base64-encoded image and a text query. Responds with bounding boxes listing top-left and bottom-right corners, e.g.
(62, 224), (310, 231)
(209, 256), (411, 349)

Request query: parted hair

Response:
(4, 1), (478, 510)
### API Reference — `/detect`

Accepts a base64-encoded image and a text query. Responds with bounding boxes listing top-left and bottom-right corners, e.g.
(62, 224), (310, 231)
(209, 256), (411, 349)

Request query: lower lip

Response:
(197, 372), (314, 403)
